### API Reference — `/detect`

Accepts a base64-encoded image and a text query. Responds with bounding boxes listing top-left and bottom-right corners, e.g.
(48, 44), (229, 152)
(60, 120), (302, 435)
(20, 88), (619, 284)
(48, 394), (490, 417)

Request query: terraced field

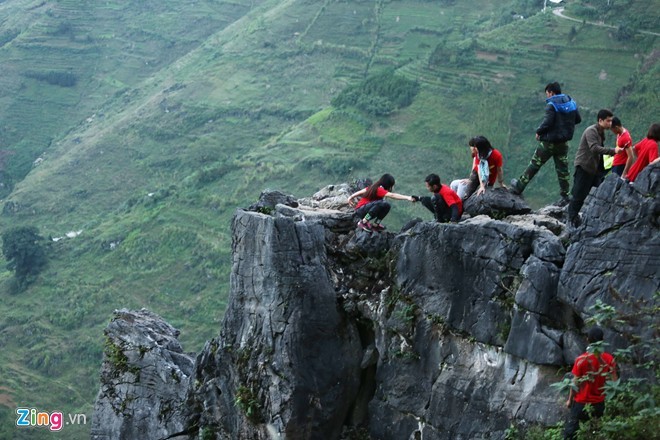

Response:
(0, 0), (656, 438)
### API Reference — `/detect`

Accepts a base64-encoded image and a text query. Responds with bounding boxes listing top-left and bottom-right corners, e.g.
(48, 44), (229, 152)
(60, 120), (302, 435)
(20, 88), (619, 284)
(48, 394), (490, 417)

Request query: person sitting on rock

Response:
(450, 136), (506, 200)
(626, 122), (660, 182)
(416, 173), (462, 223)
(347, 173), (415, 233)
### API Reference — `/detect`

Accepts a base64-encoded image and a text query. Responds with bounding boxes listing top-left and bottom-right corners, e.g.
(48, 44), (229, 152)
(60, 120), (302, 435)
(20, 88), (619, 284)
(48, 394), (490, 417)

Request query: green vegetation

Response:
(514, 298), (660, 440)
(103, 338), (140, 378)
(234, 385), (261, 423)
(566, 0), (660, 32)
(0, 0), (657, 438)
(1, 226), (47, 291)
(24, 71), (78, 87)
(332, 69), (420, 116)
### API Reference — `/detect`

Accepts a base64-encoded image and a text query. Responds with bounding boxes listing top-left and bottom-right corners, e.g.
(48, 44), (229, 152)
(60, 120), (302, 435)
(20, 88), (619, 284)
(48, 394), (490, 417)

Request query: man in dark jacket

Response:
(511, 82), (582, 206)
(566, 109), (621, 227)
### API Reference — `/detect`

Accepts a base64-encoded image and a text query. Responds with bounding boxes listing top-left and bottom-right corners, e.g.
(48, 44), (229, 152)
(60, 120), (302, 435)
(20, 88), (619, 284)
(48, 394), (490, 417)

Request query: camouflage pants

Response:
(517, 141), (570, 197)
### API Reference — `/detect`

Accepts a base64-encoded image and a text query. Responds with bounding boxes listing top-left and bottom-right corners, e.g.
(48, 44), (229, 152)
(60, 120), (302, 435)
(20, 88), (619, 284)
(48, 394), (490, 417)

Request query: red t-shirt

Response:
(572, 351), (616, 404)
(627, 138), (659, 182)
(355, 186), (389, 209)
(438, 185), (463, 215)
(612, 129), (633, 167)
(472, 148), (503, 186)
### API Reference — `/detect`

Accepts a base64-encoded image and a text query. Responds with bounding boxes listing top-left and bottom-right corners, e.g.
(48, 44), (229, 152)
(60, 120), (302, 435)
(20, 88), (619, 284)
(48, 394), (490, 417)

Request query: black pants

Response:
(567, 166), (603, 222)
(355, 200), (391, 221)
(420, 195), (458, 223)
(611, 164), (625, 177)
(564, 401), (605, 440)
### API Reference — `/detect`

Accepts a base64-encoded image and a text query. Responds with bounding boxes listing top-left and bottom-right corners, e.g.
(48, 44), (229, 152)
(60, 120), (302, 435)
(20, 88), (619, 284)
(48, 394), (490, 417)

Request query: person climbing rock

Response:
(347, 173), (415, 233)
(416, 173), (462, 223)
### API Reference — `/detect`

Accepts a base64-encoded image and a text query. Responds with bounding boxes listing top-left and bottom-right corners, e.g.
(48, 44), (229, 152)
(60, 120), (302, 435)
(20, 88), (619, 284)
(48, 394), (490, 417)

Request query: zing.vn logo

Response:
(16, 408), (87, 431)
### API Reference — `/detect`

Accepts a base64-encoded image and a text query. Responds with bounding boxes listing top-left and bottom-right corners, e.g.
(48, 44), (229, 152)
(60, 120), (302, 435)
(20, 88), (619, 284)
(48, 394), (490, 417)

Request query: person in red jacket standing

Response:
(609, 117), (634, 178)
(564, 327), (618, 440)
(626, 123), (660, 182)
(416, 173), (463, 223)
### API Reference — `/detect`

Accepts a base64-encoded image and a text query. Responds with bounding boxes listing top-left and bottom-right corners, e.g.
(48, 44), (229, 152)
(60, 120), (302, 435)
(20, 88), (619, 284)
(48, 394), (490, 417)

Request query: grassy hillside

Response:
(0, 0), (657, 438)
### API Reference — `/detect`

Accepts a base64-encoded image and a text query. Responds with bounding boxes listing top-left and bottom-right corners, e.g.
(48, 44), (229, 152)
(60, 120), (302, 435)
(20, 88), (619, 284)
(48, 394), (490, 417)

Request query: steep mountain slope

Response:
(0, 0), (657, 438)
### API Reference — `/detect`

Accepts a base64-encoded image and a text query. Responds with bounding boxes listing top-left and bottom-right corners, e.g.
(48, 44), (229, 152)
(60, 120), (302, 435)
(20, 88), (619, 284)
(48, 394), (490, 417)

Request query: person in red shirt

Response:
(450, 136), (506, 200)
(416, 173), (463, 223)
(564, 327), (618, 440)
(609, 117), (634, 178)
(347, 173), (415, 232)
(626, 123), (660, 182)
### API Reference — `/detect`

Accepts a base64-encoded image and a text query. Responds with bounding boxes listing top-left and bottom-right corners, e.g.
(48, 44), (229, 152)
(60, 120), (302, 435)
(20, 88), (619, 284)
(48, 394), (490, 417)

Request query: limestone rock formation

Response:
(91, 309), (194, 440)
(91, 164), (659, 439)
(463, 187), (532, 218)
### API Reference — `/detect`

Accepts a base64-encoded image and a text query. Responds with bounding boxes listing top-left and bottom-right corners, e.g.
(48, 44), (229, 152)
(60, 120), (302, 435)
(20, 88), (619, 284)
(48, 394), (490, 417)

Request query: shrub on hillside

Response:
(332, 70), (419, 116)
(2, 226), (48, 291)
(24, 70), (78, 87)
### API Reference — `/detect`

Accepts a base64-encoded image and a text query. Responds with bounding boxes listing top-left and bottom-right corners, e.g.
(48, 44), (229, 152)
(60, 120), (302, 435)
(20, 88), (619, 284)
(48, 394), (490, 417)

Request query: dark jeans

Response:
(611, 164), (625, 177)
(420, 195), (460, 223)
(355, 200), (391, 221)
(564, 401), (605, 440)
(567, 166), (603, 222)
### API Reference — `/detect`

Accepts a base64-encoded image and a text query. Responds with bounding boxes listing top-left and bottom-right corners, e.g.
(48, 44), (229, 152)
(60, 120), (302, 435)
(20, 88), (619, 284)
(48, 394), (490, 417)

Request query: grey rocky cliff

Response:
(91, 165), (659, 439)
(91, 309), (194, 440)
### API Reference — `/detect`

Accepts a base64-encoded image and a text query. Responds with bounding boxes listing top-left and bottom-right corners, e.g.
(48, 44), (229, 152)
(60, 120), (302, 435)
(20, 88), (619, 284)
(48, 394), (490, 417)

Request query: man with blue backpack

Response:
(510, 82), (582, 207)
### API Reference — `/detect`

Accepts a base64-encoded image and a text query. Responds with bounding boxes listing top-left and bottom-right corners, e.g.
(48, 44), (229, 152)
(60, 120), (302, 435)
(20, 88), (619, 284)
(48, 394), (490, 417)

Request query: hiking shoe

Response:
(553, 196), (570, 208)
(510, 178), (524, 195)
(568, 215), (582, 228)
(371, 223), (386, 232)
(357, 220), (373, 233)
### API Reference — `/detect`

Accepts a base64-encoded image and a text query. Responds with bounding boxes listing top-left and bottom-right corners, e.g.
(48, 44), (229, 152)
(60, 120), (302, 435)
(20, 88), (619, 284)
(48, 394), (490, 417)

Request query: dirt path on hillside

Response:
(552, 7), (660, 37)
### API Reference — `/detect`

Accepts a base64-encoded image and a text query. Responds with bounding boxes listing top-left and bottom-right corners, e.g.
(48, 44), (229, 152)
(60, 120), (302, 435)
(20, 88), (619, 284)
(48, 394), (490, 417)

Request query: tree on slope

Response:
(2, 226), (47, 290)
